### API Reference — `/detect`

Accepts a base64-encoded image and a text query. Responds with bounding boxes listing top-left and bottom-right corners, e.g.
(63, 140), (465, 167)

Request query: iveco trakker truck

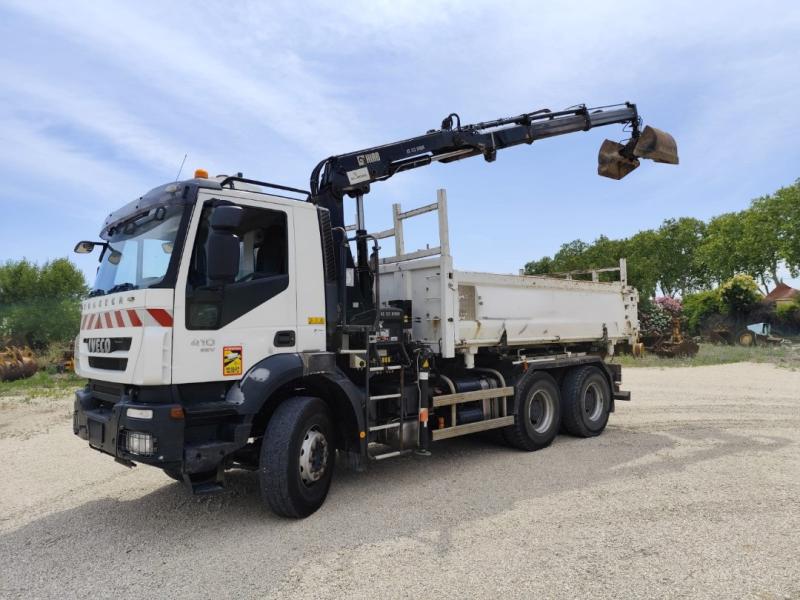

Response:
(72, 102), (678, 517)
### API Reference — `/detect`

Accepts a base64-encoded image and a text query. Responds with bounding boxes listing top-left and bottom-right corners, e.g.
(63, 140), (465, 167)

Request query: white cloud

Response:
(0, 117), (144, 214)
(0, 0), (799, 278)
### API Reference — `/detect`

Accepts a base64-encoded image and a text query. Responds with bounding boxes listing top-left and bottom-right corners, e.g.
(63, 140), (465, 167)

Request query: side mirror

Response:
(74, 241), (98, 254)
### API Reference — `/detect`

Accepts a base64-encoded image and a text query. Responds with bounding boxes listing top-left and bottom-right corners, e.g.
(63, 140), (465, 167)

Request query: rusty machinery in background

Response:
(642, 317), (699, 358)
(0, 347), (39, 382)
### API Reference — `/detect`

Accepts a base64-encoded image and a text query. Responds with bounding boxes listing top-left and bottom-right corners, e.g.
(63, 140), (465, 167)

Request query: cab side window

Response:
(186, 203), (290, 329)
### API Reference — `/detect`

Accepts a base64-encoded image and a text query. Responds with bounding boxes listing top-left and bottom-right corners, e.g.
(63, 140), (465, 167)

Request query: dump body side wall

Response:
(378, 258), (638, 357)
(455, 270), (639, 349)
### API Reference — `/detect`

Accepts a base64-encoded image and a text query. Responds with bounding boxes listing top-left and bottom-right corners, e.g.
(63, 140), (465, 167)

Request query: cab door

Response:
(171, 191), (297, 384)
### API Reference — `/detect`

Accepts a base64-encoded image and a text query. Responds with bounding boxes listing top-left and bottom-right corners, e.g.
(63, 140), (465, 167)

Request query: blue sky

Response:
(1, 0), (799, 288)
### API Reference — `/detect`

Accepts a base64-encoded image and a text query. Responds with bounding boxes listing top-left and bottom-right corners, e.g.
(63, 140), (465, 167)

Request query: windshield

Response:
(91, 204), (187, 296)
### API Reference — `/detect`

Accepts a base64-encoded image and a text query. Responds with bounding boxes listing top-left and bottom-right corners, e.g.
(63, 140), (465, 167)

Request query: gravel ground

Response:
(1, 363), (798, 599)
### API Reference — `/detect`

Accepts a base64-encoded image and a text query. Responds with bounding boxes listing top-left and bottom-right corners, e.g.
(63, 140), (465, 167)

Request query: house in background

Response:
(764, 282), (800, 306)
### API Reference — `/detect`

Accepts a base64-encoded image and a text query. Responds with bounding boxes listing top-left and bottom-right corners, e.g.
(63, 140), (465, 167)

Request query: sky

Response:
(1, 0), (799, 288)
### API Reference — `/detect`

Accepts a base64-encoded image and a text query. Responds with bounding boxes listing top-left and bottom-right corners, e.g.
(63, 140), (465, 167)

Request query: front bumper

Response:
(73, 385), (185, 470)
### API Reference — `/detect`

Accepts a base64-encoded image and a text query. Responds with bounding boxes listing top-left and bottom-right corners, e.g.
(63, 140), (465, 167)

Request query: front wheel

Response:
(502, 371), (561, 451)
(560, 366), (611, 437)
(260, 396), (335, 518)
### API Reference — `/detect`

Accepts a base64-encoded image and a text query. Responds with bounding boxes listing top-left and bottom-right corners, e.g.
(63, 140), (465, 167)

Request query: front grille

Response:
(89, 380), (125, 403)
(88, 356), (128, 371)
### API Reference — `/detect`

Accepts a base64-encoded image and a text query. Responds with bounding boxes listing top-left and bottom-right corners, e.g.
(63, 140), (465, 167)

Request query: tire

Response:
(502, 371), (561, 451)
(560, 366), (611, 437)
(163, 468), (183, 482)
(737, 330), (757, 347)
(260, 396), (335, 518)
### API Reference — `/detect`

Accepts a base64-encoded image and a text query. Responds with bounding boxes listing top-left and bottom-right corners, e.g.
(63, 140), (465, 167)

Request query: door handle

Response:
(274, 330), (295, 347)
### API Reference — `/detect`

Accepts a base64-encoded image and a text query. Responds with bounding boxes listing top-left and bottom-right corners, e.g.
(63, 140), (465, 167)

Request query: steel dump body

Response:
(376, 190), (638, 359)
(379, 258), (639, 359)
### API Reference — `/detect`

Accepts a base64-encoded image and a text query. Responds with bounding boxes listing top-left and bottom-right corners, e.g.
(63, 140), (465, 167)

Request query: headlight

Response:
(123, 431), (156, 456)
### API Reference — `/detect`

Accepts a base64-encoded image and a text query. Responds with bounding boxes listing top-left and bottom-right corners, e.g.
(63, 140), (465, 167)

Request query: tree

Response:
(696, 212), (744, 287)
(0, 258), (87, 348)
(655, 217), (706, 297)
(773, 179), (800, 276)
(524, 256), (554, 275)
(521, 179), (798, 303)
(551, 239), (591, 272)
(625, 229), (661, 298)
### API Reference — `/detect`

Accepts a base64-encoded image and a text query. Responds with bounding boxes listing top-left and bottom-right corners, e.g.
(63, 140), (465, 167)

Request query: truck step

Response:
(370, 393), (401, 401)
(369, 365), (402, 372)
(369, 422), (401, 432)
(191, 481), (225, 495)
(338, 349), (367, 354)
(370, 449), (412, 461)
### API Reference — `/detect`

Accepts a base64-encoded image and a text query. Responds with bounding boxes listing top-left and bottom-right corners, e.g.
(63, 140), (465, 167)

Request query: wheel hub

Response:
(529, 390), (554, 433)
(299, 427), (328, 486)
(583, 383), (604, 422)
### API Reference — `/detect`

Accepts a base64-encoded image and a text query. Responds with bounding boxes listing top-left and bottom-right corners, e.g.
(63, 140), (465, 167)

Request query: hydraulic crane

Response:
(70, 98), (679, 518)
(309, 101), (678, 317)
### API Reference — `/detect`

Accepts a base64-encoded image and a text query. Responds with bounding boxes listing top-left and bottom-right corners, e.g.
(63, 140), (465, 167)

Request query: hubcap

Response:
(528, 389), (554, 433)
(584, 382), (604, 422)
(298, 426), (328, 486)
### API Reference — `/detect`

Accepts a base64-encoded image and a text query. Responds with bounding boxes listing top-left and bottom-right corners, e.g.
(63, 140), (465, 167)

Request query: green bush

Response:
(718, 274), (762, 316)
(683, 289), (721, 335)
(774, 299), (800, 329)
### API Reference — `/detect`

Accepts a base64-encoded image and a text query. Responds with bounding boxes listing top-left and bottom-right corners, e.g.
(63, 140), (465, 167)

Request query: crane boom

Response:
(308, 100), (678, 318)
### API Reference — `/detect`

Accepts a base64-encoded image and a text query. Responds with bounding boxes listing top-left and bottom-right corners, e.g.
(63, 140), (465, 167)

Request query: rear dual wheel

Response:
(560, 366), (611, 437)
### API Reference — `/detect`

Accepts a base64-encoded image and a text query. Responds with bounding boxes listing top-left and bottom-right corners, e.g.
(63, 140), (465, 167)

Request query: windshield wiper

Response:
(108, 282), (139, 294)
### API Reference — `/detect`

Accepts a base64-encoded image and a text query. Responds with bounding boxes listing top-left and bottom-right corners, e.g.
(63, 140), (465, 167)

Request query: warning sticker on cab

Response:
(223, 346), (243, 376)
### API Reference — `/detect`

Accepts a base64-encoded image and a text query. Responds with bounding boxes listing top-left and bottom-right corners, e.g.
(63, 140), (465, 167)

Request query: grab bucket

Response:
(633, 126), (679, 164)
(597, 139), (640, 180)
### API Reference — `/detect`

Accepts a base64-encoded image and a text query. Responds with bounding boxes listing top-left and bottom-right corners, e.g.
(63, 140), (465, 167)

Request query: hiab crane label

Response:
(223, 346), (243, 376)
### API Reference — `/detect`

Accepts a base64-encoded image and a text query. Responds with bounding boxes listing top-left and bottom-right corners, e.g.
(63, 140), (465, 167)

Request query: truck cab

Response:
(73, 175), (356, 503)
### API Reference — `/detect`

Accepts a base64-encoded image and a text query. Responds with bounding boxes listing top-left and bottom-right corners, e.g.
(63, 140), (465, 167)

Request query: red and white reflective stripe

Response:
(80, 308), (173, 330)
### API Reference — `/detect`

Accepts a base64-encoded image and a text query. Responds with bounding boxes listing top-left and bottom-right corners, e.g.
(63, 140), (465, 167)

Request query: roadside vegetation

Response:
(0, 371), (85, 402)
(525, 179), (800, 299)
(614, 343), (800, 369)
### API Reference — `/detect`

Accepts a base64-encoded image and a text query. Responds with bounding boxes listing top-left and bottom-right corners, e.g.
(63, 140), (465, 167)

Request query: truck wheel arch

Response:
(230, 353), (365, 452)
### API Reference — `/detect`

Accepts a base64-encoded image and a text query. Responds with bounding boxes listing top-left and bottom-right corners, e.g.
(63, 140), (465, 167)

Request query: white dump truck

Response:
(72, 102), (677, 517)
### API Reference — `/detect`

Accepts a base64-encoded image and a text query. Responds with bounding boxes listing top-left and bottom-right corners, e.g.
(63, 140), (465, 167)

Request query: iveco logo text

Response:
(87, 338), (112, 353)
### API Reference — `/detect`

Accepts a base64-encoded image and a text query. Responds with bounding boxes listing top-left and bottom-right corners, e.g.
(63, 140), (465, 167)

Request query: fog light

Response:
(124, 431), (156, 456)
(127, 408), (153, 420)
